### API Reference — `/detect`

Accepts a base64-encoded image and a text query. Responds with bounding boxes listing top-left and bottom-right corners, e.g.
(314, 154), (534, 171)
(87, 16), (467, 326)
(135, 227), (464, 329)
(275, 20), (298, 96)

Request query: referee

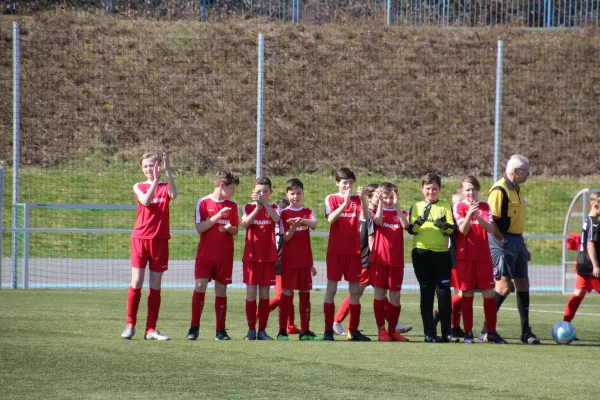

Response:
(480, 154), (540, 344)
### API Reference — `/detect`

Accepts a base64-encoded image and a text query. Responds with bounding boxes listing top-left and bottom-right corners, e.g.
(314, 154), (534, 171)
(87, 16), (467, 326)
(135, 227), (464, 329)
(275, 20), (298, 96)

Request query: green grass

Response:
(0, 290), (599, 399)
(2, 164), (600, 264)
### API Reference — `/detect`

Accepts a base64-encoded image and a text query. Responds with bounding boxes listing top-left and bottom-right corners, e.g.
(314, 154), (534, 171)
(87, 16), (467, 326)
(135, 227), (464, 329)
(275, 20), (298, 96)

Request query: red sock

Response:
(268, 295), (280, 314)
(190, 291), (205, 327)
(483, 297), (497, 333)
(146, 288), (161, 332)
(288, 294), (297, 327)
(334, 295), (350, 324)
(126, 287), (142, 327)
(299, 292), (311, 332)
(387, 304), (401, 333)
(348, 304), (361, 333)
(215, 296), (227, 332)
(246, 299), (257, 331)
(451, 294), (462, 328)
(563, 295), (584, 322)
(279, 293), (292, 332)
(324, 302), (335, 332)
(383, 297), (391, 325)
(461, 296), (474, 333)
(258, 298), (270, 331)
(373, 298), (386, 330)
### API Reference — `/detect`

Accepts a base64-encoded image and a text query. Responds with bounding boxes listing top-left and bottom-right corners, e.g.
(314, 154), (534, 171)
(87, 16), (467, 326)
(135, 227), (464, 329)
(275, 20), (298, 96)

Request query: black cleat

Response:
(215, 329), (231, 341)
(443, 334), (460, 343)
(485, 331), (508, 344)
(451, 327), (465, 338)
(347, 330), (372, 342)
(521, 330), (540, 345)
(187, 325), (199, 340)
(321, 330), (335, 341)
(424, 335), (443, 343)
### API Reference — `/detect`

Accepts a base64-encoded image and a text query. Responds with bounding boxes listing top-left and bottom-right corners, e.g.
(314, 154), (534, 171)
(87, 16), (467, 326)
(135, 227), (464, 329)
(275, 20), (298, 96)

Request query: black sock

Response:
(481, 292), (507, 334)
(516, 291), (530, 335)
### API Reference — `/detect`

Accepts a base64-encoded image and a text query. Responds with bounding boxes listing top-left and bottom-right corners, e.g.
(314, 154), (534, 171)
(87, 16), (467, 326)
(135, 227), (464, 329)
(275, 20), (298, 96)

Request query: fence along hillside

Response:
(0, 13), (599, 177)
(5, 0), (600, 26)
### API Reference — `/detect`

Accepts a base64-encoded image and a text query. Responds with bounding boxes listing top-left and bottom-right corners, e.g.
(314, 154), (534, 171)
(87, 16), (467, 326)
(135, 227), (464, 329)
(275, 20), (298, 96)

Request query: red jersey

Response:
(369, 208), (407, 267)
(195, 195), (239, 262)
(132, 181), (171, 240)
(279, 207), (315, 269)
(453, 200), (494, 261)
(242, 203), (279, 263)
(325, 193), (362, 255)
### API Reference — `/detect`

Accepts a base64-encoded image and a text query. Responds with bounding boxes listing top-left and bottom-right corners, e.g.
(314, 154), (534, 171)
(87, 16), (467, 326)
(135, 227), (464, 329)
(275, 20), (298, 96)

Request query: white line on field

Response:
(400, 302), (600, 316)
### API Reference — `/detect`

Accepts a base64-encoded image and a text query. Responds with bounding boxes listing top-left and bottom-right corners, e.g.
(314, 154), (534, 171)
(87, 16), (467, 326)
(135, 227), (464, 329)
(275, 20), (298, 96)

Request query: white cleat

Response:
(144, 330), (171, 341)
(332, 322), (347, 335)
(121, 325), (135, 339)
(396, 323), (413, 334)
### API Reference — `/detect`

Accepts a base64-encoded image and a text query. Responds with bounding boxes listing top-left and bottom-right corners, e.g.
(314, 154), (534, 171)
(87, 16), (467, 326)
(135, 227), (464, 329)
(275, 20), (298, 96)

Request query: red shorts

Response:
(194, 258), (233, 285)
(456, 259), (495, 291)
(243, 262), (276, 287)
(450, 268), (459, 289)
(359, 268), (371, 286)
(326, 253), (362, 282)
(281, 267), (313, 291)
(369, 263), (404, 291)
(130, 238), (169, 273)
(574, 274), (600, 293)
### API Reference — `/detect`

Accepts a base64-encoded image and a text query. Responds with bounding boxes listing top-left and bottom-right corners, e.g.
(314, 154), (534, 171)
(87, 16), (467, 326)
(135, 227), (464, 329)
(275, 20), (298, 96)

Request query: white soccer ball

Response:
(551, 321), (576, 344)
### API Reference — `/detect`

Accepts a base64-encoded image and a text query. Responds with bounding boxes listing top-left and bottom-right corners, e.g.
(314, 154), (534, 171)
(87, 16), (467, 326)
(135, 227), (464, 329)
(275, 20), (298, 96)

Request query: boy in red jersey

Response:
(241, 177), (280, 341)
(322, 168), (371, 341)
(453, 176), (507, 343)
(333, 184), (413, 336)
(121, 152), (177, 341)
(370, 183), (410, 342)
(277, 178), (319, 341)
(187, 171), (239, 341)
(563, 192), (600, 332)
(266, 198), (301, 335)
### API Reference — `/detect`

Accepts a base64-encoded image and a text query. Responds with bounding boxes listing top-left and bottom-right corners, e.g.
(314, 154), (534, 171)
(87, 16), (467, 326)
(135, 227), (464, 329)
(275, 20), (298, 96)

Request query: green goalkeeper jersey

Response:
(408, 200), (455, 252)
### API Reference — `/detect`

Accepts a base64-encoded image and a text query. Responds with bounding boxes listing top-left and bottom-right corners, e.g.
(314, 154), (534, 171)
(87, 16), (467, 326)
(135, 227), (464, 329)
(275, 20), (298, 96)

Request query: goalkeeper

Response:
(408, 173), (458, 343)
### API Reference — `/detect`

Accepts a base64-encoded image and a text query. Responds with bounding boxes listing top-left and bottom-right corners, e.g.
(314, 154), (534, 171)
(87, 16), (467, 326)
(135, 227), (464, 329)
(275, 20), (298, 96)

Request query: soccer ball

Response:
(551, 321), (576, 344)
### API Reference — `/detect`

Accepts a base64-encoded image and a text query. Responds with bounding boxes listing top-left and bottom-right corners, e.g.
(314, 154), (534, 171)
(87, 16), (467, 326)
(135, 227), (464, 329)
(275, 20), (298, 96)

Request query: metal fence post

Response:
(493, 40), (504, 182)
(256, 34), (265, 179)
(386, 0), (393, 25)
(12, 22), (21, 289)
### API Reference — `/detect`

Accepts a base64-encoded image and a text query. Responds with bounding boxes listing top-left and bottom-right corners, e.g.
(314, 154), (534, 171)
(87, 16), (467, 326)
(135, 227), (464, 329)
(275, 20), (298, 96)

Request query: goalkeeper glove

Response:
(414, 203), (432, 226)
(433, 214), (452, 231)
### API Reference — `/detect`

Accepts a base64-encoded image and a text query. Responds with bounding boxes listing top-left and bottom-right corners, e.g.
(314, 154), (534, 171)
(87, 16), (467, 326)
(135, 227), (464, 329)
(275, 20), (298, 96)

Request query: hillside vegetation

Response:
(1, 12), (599, 177)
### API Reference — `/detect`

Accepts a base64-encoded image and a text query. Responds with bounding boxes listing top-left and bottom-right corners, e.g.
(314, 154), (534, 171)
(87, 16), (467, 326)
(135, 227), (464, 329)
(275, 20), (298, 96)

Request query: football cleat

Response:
(424, 335), (443, 343)
(388, 330), (409, 342)
(215, 329), (231, 341)
(332, 322), (347, 335)
(521, 330), (540, 345)
(347, 330), (372, 342)
(396, 323), (413, 334)
(486, 332), (508, 344)
(121, 325), (135, 339)
(378, 329), (393, 342)
(321, 330), (335, 341)
(257, 330), (273, 341)
(244, 330), (257, 340)
(463, 332), (474, 343)
(451, 327), (465, 338)
(443, 334), (460, 343)
(144, 330), (170, 341)
(276, 330), (289, 341)
(286, 325), (301, 335)
(187, 326), (199, 340)
(299, 330), (318, 341)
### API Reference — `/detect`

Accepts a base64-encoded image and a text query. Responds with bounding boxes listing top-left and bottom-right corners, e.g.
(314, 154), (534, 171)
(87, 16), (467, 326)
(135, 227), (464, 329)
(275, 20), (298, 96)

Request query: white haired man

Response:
(479, 154), (540, 344)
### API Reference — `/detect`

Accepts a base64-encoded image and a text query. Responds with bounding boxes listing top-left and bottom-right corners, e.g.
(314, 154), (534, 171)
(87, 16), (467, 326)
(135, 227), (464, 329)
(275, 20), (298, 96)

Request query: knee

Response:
(514, 279), (529, 292)
(573, 289), (585, 298)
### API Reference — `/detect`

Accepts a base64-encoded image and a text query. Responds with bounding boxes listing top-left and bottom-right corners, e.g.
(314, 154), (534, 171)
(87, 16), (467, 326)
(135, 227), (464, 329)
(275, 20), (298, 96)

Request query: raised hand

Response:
(250, 190), (264, 207)
(162, 151), (171, 172)
(342, 188), (351, 205)
(434, 213), (452, 230)
(415, 203), (432, 226)
(218, 207), (232, 217)
(153, 160), (161, 181)
(357, 186), (365, 199)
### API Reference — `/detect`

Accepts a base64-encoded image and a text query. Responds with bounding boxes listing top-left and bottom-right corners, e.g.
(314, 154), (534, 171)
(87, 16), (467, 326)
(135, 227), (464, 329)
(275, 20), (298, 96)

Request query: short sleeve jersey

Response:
(132, 181), (171, 240)
(580, 215), (600, 257)
(360, 217), (375, 269)
(453, 200), (494, 261)
(242, 203), (278, 263)
(279, 207), (315, 269)
(369, 208), (407, 267)
(325, 194), (363, 255)
(488, 176), (526, 235)
(195, 195), (239, 262)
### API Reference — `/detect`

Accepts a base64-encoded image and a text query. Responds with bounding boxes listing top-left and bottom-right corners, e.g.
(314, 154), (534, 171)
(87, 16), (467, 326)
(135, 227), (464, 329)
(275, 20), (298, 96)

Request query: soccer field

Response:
(1, 290), (599, 399)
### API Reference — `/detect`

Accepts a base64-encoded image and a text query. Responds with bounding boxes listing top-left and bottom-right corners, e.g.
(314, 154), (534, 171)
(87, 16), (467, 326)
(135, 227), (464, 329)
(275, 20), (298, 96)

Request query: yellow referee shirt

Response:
(488, 175), (526, 235)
